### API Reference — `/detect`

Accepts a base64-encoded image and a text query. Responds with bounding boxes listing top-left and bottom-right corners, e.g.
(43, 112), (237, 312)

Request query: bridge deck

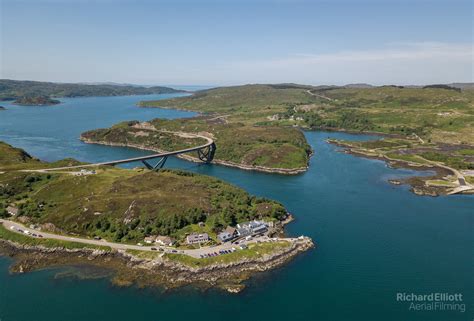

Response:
(30, 134), (215, 172)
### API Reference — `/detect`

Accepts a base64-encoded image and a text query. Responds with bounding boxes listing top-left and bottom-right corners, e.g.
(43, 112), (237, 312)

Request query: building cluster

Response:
(144, 220), (270, 247)
(186, 233), (210, 244)
(217, 220), (268, 243)
(144, 235), (176, 246)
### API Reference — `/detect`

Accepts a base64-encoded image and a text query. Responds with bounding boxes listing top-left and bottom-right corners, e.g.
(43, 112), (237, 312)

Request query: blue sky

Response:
(1, 0), (472, 85)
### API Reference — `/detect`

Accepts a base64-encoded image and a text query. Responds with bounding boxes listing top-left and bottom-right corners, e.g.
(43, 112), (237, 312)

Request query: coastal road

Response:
(0, 219), (299, 259)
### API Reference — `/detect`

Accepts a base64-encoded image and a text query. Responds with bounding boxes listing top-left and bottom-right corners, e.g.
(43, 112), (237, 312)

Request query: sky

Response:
(0, 0), (472, 86)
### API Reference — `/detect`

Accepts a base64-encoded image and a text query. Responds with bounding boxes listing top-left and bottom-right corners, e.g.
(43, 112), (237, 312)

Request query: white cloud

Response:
(196, 42), (473, 85)
(2, 42), (472, 85)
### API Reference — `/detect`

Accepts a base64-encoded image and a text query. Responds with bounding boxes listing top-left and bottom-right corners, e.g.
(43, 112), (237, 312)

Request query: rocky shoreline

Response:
(0, 237), (314, 293)
(79, 137), (310, 175)
(328, 139), (457, 196)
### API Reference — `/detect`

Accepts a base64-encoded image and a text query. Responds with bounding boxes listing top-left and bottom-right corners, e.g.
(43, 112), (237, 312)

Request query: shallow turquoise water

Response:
(0, 95), (472, 321)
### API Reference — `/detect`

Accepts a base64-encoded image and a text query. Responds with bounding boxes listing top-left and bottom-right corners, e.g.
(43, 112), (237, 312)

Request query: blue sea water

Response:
(0, 95), (472, 321)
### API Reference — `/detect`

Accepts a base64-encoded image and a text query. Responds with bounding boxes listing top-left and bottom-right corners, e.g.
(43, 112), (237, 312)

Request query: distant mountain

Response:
(343, 83), (374, 88)
(448, 83), (474, 90)
(0, 79), (186, 101)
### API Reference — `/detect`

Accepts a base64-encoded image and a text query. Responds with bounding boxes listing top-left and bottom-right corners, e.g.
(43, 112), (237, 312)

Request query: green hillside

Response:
(0, 79), (185, 101)
(0, 142), (287, 244)
(140, 84), (474, 145)
(82, 117), (312, 172)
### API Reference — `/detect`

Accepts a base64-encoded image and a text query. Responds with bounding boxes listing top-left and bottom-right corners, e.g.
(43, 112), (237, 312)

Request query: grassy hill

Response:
(139, 84), (313, 124)
(0, 79), (185, 102)
(0, 141), (38, 166)
(137, 84), (473, 193)
(140, 84), (474, 145)
(81, 117), (312, 172)
(0, 142), (288, 244)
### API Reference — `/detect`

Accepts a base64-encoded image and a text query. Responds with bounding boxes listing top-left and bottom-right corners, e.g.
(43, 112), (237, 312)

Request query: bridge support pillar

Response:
(142, 156), (168, 171)
(197, 142), (216, 163)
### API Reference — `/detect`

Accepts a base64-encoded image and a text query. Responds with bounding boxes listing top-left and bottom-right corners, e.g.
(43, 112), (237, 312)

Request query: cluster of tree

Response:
(0, 203), (8, 219)
(84, 193), (287, 243)
(13, 95), (60, 106)
(422, 84), (461, 92)
(0, 174), (49, 200)
(87, 207), (209, 242)
(388, 125), (430, 137)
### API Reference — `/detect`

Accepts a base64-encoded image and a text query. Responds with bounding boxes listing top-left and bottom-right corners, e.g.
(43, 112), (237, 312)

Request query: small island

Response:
(0, 106), (5, 110)
(13, 95), (61, 106)
(0, 141), (313, 292)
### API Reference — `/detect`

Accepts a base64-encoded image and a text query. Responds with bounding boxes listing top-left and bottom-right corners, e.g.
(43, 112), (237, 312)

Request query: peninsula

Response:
(81, 118), (312, 174)
(0, 141), (313, 292)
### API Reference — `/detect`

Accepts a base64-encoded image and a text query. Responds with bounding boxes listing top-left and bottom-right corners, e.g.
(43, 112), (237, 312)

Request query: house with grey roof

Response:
(144, 236), (157, 244)
(218, 226), (238, 242)
(236, 220), (268, 237)
(155, 235), (176, 246)
(6, 206), (19, 216)
(186, 233), (209, 244)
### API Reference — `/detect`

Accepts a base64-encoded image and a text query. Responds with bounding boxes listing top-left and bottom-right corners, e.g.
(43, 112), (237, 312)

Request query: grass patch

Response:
(457, 149), (474, 156)
(0, 224), (111, 251)
(126, 249), (161, 259)
(385, 153), (430, 165)
(425, 179), (457, 187)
